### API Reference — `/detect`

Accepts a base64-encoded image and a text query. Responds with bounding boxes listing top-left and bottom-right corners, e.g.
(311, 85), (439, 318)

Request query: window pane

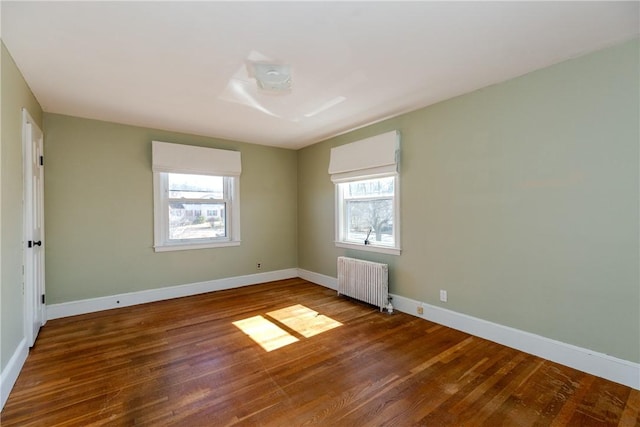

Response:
(169, 202), (226, 240)
(346, 176), (394, 198)
(345, 198), (394, 245)
(168, 173), (224, 199)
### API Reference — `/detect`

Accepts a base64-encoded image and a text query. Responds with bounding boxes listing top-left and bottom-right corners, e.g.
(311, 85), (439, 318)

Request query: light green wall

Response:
(4, 37), (638, 373)
(44, 114), (297, 303)
(1, 42), (43, 371)
(298, 39), (640, 362)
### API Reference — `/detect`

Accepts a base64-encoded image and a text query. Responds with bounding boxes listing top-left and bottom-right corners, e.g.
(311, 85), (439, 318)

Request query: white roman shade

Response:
(328, 130), (399, 182)
(152, 141), (241, 176)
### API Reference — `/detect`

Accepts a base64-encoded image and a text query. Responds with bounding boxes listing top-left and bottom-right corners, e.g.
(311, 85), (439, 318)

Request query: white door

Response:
(23, 108), (46, 347)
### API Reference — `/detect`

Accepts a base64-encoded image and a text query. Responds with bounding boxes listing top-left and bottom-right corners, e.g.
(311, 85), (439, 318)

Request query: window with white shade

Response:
(152, 141), (241, 252)
(329, 131), (401, 255)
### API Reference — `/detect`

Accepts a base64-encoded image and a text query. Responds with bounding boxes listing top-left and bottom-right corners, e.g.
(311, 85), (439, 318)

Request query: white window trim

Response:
(329, 130), (401, 256)
(153, 172), (241, 252)
(154, 241), (240, 252)
(334, 242), (401, 256)
(334, 173), (401, 256)
(152, 141), (241, 252)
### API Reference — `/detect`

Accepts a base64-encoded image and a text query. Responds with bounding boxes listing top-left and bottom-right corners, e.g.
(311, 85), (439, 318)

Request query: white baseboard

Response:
(1, 338), (28, 410)
(297, 269), (337, 290)
(47, 268), (298, 320)
(299, 270), (639, 390)
(41, 268), (640, 390)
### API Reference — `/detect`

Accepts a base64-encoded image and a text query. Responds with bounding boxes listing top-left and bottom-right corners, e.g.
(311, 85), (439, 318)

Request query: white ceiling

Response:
(2, 1), (638, 149)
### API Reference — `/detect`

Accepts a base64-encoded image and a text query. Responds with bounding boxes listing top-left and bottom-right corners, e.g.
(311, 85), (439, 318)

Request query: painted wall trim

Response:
(298, 269), (639, 390)
(38, 268), (640, 391)
(0, 338), (28, 410)
(47, 268), (298, 320)
(298, 268), (338, 290)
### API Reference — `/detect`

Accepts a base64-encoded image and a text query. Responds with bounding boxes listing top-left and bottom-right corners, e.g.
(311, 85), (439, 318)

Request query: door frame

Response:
(22, 108), (46, 347)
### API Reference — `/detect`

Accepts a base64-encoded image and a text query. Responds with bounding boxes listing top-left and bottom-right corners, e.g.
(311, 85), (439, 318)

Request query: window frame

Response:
(334, 172), (401, 256)
(153, 172), (241, 252)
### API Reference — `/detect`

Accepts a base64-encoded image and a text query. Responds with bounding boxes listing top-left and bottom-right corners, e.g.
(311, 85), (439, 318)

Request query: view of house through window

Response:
(167, 173), (227, 240)
(339, 176), (396, 247)
(152, 141), (241, 251)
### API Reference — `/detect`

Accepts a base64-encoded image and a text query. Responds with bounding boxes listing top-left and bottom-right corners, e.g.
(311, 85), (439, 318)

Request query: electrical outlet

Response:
(417, 306), (424, 315)
(257, 263), (262, 270)
(439, 290), (448, 302)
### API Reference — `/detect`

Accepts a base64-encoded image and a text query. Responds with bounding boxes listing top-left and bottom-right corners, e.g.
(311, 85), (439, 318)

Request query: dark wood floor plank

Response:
(1, 278), (637, 426)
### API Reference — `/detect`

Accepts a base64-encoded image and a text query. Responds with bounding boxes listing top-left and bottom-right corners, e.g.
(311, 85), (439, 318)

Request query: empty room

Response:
(1, 1), (639, 425)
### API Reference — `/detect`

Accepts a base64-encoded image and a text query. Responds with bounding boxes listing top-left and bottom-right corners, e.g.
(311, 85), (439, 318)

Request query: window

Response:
(338, 176), (396, 247)
(329, 131), (401, 255)
(164, 173), (229, 240)
(152, 141), (241, 251)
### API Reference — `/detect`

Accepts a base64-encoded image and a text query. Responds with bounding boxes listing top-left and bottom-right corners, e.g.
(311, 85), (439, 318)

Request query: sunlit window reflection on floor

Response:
(233, 305), (343, 352)
(232, 315), (299, 352)
(267, 304), (342, 338)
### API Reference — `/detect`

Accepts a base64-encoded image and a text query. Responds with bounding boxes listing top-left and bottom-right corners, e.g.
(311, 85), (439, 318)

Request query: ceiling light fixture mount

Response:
(252, 63), (292, 94)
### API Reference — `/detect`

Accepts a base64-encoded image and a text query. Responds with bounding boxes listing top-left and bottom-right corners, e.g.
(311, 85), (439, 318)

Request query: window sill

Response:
(154, 241), (241, 252)
(335, 242), (401, 256)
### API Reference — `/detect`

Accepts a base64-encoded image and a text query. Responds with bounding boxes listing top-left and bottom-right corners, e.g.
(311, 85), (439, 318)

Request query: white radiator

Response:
(337, 256), (389, 311)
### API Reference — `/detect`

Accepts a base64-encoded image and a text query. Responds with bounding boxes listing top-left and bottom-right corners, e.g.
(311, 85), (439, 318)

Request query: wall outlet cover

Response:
(439, 290), (448, 302)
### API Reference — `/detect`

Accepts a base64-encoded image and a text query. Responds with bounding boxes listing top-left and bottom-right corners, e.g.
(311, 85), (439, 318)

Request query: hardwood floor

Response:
(2, 278), (638, 426)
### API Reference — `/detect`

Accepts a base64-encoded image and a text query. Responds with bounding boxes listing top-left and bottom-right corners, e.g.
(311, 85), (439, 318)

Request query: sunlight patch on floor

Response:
(233, 315), (299, 352)
(233, 305), (343, 351)
(267, 304), (342, 338)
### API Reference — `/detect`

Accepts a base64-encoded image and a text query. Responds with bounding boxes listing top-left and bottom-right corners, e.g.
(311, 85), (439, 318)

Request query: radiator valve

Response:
(385, 301), (394, 314)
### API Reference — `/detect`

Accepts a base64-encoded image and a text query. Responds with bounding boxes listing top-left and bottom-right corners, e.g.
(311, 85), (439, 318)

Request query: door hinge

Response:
(40, 155), (44, 166)
(41, 294), (45, 304)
